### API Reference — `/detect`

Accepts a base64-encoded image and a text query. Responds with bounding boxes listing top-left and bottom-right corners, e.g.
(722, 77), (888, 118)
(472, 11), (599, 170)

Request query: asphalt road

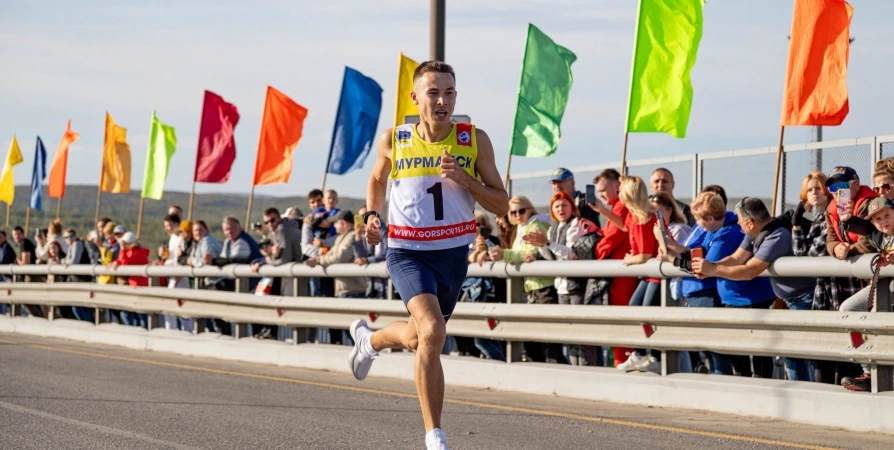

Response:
(0, 334), (891, 450)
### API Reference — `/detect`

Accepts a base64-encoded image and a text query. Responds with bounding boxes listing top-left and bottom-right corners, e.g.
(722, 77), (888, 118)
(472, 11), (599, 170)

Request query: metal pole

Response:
(430, 0), (445, 61)
(245, 184), (256, 230)
(136, 197), (145, 239)
(187, 181), (196, 222)
(770, 126), (785, 215)
(55, 196), (62, 220)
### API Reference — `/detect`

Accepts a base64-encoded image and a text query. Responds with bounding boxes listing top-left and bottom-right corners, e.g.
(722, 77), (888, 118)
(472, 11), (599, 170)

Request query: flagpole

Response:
(321, 172), (329, 192)
(24, 208), (31, 235)
(136, 197), (145, 239)
(187, 181), (196, 222)
(245, 184), (256, 228)
(770, 125), (786, 215)
(620, 132), (630, 175)
(55, 197), (62, 220)
(503, 154), (513, 190)
(96, 116), (107, 224)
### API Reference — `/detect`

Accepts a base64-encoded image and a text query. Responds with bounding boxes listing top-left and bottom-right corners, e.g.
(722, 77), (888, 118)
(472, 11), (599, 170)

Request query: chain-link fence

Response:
(509, 135), (888, 216)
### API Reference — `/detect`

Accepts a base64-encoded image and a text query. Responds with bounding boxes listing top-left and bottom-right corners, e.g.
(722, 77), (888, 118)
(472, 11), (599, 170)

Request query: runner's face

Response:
(413, 72), (456, 126)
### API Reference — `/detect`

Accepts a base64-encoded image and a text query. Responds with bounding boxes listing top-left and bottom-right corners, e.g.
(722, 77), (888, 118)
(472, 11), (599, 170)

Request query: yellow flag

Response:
(0, 136), (24, 205)
(101, 112), (131, 193)
(394, 52), (419, 127)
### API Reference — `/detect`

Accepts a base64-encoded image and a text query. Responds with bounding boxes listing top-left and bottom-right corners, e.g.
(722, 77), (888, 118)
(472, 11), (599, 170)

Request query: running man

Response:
(350, 61), (509, 450)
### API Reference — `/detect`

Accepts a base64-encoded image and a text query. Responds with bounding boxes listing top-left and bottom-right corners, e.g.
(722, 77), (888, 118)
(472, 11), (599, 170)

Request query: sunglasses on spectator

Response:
(509, 208), (527, 216)
(828, 181), (851, 193)
(874, 183), (892, 195)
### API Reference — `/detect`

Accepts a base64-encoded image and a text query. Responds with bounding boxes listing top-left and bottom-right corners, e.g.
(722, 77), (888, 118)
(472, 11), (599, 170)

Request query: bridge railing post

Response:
(871, 277), (893, 393)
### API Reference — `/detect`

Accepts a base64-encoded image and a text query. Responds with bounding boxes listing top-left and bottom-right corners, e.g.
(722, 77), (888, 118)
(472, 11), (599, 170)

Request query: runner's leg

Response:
(406, 293), (446, 432)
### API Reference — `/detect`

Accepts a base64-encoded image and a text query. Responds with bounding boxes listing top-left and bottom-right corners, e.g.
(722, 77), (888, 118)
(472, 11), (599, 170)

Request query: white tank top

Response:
(388, 123), (478, 250)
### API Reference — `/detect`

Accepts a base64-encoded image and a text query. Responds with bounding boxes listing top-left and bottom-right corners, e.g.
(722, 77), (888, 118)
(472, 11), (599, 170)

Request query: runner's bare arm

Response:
(443, 128), (509, 216)
(366, 129), (393, 214)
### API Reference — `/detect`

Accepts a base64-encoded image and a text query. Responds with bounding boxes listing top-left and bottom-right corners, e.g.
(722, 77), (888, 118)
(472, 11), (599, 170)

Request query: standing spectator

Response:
(0, 231), (15, 286)
(826, 166), (876, 259)
(693, 198), (816, 382)
(12, 226), (35, 266)
(305, 210), (364, 345)
(86, 231), (102, 264)
(614, 176), (661, 374)
(489, 196), (562, 363)
(550, 167), (600, 226)
(307, 189), (325, 213)
(160, 214), (192, 331)
(113, 224), (127, 241)
(353, 207), (388, 299)
(792, 171), (860, 385)
(260, 207), (302, 294)
(324, 189), (340, 216)
(526, 191), (598, 366)
(95, 217), (112, 247)
(47, 219), (68, 254)
(109, 232), (149, 328)
(34, 228), (49, 264)
(650, 168), (695, 226)
(205, 216), (262, 292)
(188, 220), (223, 290)
(589, 168), (635, 368)
(62, 229), (93, 322)
(284, 206), (304, 222)
(495, 213), (516, 249)
(176, 220), (196, 269)
(873, 158), (894, 202)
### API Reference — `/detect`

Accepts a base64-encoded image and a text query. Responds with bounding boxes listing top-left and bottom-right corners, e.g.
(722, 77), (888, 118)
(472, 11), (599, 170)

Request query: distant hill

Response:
(4, 185), (367, 248)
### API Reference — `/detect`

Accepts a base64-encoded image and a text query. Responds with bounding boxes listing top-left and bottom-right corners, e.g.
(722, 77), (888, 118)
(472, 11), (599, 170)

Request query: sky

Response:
(3, 0), (893, 200)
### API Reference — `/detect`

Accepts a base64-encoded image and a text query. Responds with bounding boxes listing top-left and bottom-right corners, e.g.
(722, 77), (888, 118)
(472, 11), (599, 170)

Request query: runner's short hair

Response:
(413, 61), (455, 83)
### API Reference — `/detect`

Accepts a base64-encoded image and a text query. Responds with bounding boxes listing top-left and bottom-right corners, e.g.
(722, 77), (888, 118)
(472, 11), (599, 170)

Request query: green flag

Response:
(141, 111), (177, 200)
(509, 24), (576, 158)
(625, 0), (704, 138)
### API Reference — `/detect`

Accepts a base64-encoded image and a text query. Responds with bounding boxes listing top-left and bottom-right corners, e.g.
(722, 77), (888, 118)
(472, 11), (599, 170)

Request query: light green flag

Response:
(625, 0), (704, 138)
(509, 24), (576, 158)
(141, 111), (177, 200)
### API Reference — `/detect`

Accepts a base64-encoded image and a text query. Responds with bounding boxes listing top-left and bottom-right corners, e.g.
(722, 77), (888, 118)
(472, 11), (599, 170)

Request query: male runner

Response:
(349, 61), (509, 450)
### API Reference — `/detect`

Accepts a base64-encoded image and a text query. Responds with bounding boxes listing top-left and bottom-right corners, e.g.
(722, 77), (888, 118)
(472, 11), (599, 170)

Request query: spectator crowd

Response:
(2, 161), (893, 393)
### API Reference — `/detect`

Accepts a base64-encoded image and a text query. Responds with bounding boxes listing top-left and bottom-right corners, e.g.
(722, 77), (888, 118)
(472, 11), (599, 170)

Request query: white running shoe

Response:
(616, 353), (645, 372)
(425, 428), (449, 450)
(637, 356), (661, 374)
(348, 319), (376, 380)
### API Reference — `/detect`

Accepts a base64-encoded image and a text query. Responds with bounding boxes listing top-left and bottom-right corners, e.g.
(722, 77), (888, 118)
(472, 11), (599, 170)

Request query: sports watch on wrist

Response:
(363, 210), (381, 225)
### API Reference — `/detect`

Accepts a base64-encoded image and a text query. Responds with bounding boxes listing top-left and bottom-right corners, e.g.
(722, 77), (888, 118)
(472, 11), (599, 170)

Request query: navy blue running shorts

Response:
(386, 245), (469, 321)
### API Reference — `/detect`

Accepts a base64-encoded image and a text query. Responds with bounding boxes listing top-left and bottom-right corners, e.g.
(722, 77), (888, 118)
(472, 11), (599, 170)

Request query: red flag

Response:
(252, 86), (308, 186)
(780, 0), (853, 126)
(48, 120), (79, 198)
(194, 90), (240, 183)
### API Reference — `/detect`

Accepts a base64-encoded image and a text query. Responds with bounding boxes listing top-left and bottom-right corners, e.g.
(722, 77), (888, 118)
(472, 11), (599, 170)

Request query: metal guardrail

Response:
(1, 258), (892, 393)
(0, 254), (891, 279)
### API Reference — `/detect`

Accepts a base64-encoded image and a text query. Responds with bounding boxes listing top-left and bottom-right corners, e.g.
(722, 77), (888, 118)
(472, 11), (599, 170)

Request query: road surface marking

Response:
(0, 337), (839, 450)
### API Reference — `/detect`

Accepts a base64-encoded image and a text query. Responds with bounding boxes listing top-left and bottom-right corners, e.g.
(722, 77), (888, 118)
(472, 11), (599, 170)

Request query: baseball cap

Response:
(333, 210), (354, 223)
(550, 168), (574, 182)
(825, 166), (859, 187)
(121, 232), (138, 244)
(113, 225), (127, 235)
(866, 197), (894, 220)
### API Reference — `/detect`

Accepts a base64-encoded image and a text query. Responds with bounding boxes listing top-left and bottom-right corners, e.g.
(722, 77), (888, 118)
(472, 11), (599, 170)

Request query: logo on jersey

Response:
(457, 130), (471, 145)
(396, 129), (412, 149)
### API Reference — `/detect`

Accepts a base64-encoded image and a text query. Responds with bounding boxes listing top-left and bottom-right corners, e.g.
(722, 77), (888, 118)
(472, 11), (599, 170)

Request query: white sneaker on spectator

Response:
(425, 428), (449, 450)
(637, 356), (661, 374)
(348, 319), (377, 380)
(616, 353), (645, 372)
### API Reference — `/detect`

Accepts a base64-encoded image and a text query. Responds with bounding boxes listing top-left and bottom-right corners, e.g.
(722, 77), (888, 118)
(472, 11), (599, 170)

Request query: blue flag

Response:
(326, 67), (383, 175)
(30, 137), (47, 210)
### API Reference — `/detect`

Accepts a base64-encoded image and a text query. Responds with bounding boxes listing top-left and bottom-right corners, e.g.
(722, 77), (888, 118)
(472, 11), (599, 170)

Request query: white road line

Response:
(0, 400), (201, 450)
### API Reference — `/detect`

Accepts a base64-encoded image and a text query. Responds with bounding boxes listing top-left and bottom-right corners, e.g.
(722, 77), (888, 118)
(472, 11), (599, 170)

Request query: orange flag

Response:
(252, 86), (308, 185)
(48, 120), (80, 199)
(780, 0), (853, 126)
(101, 112), (132, 193)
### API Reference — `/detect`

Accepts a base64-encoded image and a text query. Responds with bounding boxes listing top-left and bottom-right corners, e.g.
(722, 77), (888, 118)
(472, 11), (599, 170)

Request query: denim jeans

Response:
(120, 311), (148, 329)
(72, 307), (94, 323)
(686, 293), (732, 375)
(0, 303), (7, 315)
(475, 338), (505, 361)
(782, 292), (816, 382)
(630, 280), (661, 359)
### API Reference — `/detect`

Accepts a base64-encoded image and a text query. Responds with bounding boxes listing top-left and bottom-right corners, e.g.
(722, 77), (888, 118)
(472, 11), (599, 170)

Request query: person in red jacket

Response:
(589, 169), (636, 367)
(108, 232), (151, 328)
